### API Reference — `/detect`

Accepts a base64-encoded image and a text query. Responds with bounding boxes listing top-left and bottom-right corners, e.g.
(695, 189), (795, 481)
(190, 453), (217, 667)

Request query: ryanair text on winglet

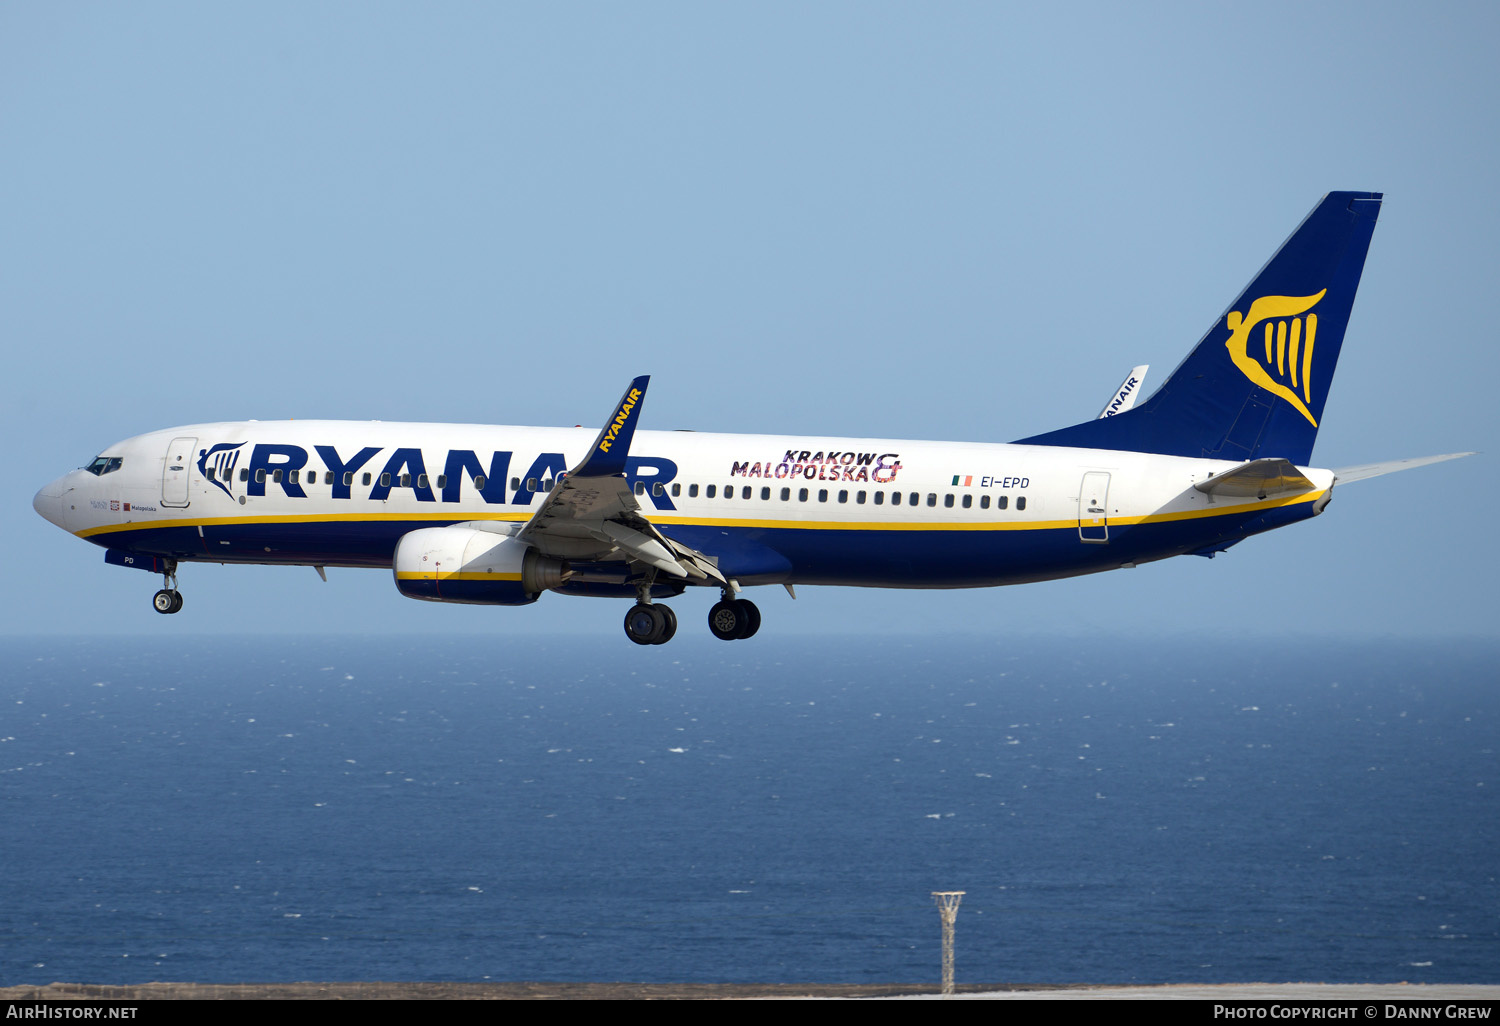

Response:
(598, 388), (642, 454)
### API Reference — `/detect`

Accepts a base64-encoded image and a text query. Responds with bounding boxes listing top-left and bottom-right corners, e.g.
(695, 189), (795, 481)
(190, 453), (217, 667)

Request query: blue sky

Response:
(6, 2), (1496, 639)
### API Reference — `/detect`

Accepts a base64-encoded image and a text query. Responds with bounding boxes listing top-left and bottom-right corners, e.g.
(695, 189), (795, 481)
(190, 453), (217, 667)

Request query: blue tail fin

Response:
(1017, 192), (1382, 465)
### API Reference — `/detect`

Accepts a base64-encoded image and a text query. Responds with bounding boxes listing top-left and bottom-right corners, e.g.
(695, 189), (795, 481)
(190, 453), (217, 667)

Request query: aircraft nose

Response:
(33, 479), (67, 530)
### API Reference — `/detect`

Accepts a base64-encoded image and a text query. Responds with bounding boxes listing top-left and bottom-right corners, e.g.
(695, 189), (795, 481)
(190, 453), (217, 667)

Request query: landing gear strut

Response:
(152, 561), (183, 614)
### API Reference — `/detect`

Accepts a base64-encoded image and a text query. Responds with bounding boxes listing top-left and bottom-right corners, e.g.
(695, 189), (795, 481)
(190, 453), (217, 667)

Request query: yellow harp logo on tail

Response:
(1224, 290), (1327, 427)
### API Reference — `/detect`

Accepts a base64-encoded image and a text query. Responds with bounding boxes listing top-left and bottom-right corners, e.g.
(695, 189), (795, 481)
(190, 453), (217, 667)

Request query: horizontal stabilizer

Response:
(1332, 452), (1475, 484)
(1195, 458), (1315, 499)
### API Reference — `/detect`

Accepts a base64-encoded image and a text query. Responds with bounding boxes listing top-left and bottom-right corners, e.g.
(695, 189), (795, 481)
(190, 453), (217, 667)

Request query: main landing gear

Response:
(621, 583), (761, 645)
(707, 597), (760, 641)
(152, 561), (183, 615)
(623, 602), (677, 646)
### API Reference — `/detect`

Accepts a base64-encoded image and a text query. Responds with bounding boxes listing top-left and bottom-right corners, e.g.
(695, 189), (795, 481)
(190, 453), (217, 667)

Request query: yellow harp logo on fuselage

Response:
(1224, 290), (1326, 427)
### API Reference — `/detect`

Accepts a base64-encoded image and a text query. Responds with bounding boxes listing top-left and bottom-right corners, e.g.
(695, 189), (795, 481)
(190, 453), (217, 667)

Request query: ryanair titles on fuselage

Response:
(198, 442), (682, 509)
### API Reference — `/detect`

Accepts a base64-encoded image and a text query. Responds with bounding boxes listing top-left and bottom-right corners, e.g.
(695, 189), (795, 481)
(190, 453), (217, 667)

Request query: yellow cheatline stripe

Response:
(652, 489), (1324, 531)
(395, 571), (522, 581)
(77, 489), (1325, 540)
(76, 510), (530, 538)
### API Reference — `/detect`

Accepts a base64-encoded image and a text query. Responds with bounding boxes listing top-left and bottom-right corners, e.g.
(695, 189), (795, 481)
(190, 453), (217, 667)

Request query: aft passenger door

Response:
(162, 436), (197, 508)
(1078, 471), (1110, 543)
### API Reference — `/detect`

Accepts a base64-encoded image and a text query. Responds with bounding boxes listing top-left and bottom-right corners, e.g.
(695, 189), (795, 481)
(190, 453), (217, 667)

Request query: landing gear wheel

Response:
(708, 600), (743, 641)
(623, 603), (667, 646)
(652, 604), (677, 645)
(153, 589), (182, 615)
(733, 599), (760, 639)
(169, 590), (184, 613)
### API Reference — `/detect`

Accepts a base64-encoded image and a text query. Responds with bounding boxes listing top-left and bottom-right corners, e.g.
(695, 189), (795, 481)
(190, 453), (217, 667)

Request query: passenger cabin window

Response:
(380, 473), (391, 487)
(1017, 497), (1027, 511)
(742, 486), (752, 500)
(652, 482), (663, 497)
(325, 471), (334, 485)
(362, 472), (372, 486)
(255, 469), (266, 484)
(418, 474), (429, 489)
(436, 475), (447, 489)
(400, 473), (410, 488)
(839, 490), (848, 503)
(671, 483), (681, 497)
(240, 468), (250, 482)
(761, 487), (770, 500)
(817, 489), (828, 502)
(474, 475), (487, 490)
(511, 477), (521, 491)
(891, 491), (901, 506)
(980, 495), (990, 509)
(288, 470), (299, 485)
(943, 494), (954, 508)
(689, 484), (699, 498)
(780, 487), (790, 501)
(997, 495), (1008, 509)
(706, 484), (716, 498)
(798, 487), (808, 501)
(962, 495), (972, 509)
(874, 491), (884, 505)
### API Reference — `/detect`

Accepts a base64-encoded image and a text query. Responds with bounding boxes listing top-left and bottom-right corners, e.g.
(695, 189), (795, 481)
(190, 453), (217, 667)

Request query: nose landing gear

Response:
(152, 561), (183, 614)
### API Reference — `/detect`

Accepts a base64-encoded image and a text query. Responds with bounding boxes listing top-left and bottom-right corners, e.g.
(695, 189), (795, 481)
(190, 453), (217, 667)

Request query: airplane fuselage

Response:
(35, 420), (1334, 592)
(38, 194), (1433, 644)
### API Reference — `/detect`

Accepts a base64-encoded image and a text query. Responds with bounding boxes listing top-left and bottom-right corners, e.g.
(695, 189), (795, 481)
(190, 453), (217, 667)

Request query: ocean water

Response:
(1, 634), (1495, 986)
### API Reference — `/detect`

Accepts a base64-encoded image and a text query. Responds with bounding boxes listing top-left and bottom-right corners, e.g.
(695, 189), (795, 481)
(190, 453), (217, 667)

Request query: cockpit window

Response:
(84, 456), (124, 476)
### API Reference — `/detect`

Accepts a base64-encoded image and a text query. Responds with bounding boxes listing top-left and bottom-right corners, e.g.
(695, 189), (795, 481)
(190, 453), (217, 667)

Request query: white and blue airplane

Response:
(33, 193), (1470, 644)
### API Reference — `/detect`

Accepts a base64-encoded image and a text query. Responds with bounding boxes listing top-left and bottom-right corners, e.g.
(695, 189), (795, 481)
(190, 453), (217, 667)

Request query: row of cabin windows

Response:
(206, 466), (1026, 511)
(208, 468), (564, 492)
(636, 480), (1027, 511)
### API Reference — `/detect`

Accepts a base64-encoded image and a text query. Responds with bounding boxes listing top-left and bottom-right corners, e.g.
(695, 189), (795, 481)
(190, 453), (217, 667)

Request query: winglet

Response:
(569, 375), (650, 478)
(1097, 365), (1149, 419)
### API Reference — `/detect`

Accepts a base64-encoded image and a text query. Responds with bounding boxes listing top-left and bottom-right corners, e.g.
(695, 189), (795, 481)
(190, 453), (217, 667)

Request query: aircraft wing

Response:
(516, 376), (728, 585)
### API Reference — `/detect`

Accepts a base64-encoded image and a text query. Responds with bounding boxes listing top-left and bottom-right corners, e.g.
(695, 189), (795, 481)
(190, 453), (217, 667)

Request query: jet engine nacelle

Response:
(392, 526), (569, 605)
